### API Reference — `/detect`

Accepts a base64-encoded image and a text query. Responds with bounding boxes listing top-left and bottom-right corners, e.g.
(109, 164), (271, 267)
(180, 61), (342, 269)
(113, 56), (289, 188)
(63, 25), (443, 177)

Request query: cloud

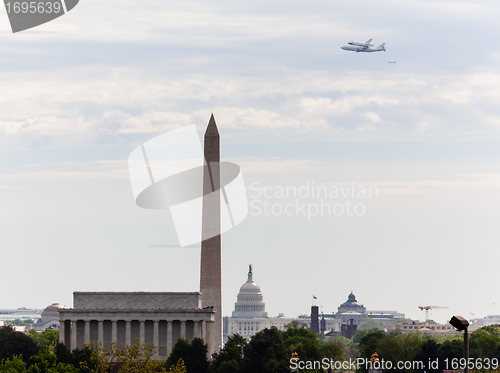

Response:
(3, 0), (500, 150)
(0, 169), (127, 181)
(118, 112), (192, 134)
(230, 157), (324, 174)
(364, 112), (383, 124)
(194, 107), (327, 131)
(300, 96), (398, 117)
(372, 173), (500, 195)
(3, 68), (500, 148)
(0, 160), (129, 181)
(0, 116), (93, 137)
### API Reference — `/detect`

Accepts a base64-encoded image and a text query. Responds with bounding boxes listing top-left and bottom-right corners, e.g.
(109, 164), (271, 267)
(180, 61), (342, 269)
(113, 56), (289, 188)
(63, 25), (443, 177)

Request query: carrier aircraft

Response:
(341, 40), (386, 53)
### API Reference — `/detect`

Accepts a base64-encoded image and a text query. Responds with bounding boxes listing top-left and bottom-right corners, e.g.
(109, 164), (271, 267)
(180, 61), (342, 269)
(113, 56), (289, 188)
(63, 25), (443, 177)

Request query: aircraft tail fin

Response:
(366, 39), (372, 44)
(378, 43), (386, 50)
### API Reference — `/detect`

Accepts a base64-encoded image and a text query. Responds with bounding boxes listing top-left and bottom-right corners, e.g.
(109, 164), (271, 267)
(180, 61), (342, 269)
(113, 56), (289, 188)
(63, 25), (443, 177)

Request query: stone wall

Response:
(73, 292), (201, 310)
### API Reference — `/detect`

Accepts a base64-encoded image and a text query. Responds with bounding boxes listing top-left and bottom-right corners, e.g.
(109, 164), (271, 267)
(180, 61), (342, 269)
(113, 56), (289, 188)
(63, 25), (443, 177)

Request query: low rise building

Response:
(385, 321), (457, 334)
(470, 315), (500, 330)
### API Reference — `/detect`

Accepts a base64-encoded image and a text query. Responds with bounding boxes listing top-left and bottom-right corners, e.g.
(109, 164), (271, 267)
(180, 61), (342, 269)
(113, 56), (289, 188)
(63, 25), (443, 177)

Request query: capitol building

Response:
(223, 266), (302, 341)
(223, 266), (344, 341)
(231, 265), (267, 319)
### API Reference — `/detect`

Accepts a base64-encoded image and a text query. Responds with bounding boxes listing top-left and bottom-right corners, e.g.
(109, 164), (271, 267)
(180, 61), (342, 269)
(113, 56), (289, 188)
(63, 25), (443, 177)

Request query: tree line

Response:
(0, 323), (337, 373)
(3, 323), (500, 372)
(357, 325), (500, 373)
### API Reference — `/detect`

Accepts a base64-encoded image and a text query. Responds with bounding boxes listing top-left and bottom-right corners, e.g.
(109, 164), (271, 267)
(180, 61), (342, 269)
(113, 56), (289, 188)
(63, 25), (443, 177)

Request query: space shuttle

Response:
(348, 39), (374, 47)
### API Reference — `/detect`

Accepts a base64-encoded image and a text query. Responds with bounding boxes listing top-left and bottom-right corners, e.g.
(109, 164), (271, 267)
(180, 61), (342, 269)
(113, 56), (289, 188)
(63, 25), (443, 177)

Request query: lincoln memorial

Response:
(58, 292), (215, 357)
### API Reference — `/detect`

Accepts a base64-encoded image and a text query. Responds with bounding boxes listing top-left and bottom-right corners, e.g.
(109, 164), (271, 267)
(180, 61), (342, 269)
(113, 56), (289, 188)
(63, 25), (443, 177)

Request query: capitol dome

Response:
(231, 265), (268, 318)
(239, 279), (261, 292)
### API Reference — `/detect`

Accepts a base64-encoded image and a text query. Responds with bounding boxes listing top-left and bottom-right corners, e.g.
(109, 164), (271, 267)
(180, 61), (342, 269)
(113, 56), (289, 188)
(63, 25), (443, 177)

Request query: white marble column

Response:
(180, 321), (186, 339)
(166, 321), (173, 356)
(207, 321), (214, 355)
(139, 321), (145, 344)
(111, 321), (117, 343)
(71, 321), (78, 350)
(194, 320), (200, 339)
(201, 320), (206, 341)
(125, 321), (131, 346)
(84, 321), (90, 345)
(153, 321), (159, 356)
(98, 321), (104, 344)
(59, 320), (66, 344)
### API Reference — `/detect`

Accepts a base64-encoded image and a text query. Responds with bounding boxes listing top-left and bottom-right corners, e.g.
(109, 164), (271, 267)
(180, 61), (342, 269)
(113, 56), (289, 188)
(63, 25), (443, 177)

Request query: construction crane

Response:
(418, 306), (449, 322)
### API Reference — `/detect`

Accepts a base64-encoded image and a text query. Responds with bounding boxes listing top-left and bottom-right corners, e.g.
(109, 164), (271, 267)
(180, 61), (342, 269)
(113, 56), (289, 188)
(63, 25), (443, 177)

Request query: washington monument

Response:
(200, 114), (222, 351)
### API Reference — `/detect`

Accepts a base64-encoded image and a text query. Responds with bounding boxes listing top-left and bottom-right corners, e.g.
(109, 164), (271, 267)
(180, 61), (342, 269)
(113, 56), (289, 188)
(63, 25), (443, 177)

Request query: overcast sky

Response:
(2, 0), (500, 324)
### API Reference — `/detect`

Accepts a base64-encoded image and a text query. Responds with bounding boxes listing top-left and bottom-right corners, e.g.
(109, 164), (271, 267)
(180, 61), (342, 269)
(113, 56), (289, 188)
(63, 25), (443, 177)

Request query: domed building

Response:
(224, 265), (298, 341)
(337, 291), (366, 313)
(34, 303), (65, 331)
(334, 292), (367, 327)
(329, 291), (406, 332)
(231, 265), (267, 318)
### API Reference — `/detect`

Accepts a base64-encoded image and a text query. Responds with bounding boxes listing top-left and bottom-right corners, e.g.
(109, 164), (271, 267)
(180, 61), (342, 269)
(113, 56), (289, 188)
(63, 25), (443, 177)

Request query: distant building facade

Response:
(470, 315), (500, 330)
(226, 315), (300, 339)
(365, 310), (407, 323)
(385, 321), (457, 334)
